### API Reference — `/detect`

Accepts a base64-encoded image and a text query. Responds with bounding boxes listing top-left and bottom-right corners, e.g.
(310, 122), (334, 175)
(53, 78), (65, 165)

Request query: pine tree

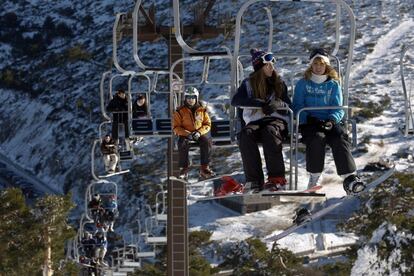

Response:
(0, 188), (77, 275)
(34, 193), (76, 275)
(0, 188), (44, 275)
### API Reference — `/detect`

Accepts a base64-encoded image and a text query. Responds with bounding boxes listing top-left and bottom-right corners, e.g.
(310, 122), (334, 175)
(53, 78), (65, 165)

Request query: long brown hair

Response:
(304, 57), (339, 81)
(249, 69), (284, 100)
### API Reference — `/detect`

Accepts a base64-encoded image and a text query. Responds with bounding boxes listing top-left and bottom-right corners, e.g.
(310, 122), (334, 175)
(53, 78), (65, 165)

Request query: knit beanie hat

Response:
(309, 48), (331, 65)
(251, 48), (268, 72)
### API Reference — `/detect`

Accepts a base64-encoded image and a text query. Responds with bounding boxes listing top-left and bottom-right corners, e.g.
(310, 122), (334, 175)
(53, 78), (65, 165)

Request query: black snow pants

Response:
(112, 112), (129, 140)
(300, 122), (356, 175)
(178, 135), (212, 168)
(238, 118), (287, 188)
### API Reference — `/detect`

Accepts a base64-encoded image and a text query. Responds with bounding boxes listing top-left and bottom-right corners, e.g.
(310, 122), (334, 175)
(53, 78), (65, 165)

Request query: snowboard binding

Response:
(293, 208), (312, 225)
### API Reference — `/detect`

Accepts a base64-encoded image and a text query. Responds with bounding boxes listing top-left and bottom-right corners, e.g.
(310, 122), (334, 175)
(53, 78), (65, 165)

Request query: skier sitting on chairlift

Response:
(88, 194), (104, 223)
(292, 48), (365, 194)
(230, 49), (291, 194)
(100, 134), (119, 174)
(132, 93), (149, 118)
(101, 195), (118, 232)
(173, 87), (215, 180)
(106, 89), (129, 144)
(81, 231), (96, 259)
(94, 230), (108, 266)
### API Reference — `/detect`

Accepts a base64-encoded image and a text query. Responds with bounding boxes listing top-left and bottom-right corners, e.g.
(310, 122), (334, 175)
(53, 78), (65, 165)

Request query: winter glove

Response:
(262, 99), (285, 115)
(191, 131), (201, 141)
(322, 119), (336, 131)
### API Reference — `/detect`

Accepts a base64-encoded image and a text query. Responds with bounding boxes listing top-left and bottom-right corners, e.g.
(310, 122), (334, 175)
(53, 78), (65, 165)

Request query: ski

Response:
(266, 166), (395, 242)
(98, 170), (130, 178)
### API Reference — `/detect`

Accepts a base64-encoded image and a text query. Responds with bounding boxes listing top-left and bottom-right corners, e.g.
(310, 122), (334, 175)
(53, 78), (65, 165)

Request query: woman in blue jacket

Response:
(231, 49), (291, 193)
(293, 48), (364, 194)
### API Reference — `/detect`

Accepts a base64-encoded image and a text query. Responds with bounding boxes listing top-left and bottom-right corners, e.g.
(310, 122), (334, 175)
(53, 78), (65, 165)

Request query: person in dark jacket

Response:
(132, 93), (149, 118)
(231, 49), (291, 193)
(293, 48), (365, 194)
(88, 194), (103, 224)
(106, 89), (129, 141)
(94, 230), (108, 266)
(100, 134), (118, 173)
(101, 195), (118, 232)
(81, 231), (96, 259)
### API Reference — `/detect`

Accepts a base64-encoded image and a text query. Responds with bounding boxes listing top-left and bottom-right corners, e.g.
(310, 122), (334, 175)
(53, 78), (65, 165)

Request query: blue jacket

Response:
(293, 78), (344, 124)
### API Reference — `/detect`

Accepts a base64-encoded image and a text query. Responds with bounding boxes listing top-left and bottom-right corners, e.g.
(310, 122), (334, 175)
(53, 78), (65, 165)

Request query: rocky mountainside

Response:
(1, 1), (414, 273)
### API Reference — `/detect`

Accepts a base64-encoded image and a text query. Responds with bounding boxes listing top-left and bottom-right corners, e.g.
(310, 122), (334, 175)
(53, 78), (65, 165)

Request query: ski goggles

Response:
(260, 52), (276, 64)
(309, 48), (329, 60)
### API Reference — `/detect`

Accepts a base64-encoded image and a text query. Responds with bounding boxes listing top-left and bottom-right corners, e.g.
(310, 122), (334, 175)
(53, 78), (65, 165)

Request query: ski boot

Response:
(199, 165), (216, 179)
(343, 174), (365, 195)
(178, 167), (190, 180)
(242, 181), (261, 194)
(293, 208), (312, 225)
(307, 172), (321, 189)
(263, 176), (287, 192)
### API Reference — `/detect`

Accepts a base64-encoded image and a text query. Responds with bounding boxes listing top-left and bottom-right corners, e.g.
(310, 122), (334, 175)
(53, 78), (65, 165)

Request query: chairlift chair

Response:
(128, 71), (174, 138)
(114, 241), (142, 272)
(132, 220), (157, 258)
(76, 214), (99, 263)
(91, 137), (130, 181)
(107, 72), (136, 156)
(169, 54), (236, 147)
(143, 211), (167, 245)
(152, 185), (167, 223)
(230, 0), (357, 190)
(400, 44), (414, 136)
(85, 180), (118, 222)
(113, 12), (135, 73)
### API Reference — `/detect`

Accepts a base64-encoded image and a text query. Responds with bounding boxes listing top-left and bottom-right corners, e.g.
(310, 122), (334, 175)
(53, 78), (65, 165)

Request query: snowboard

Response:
(170, 175), (245, 201)
(261, 185), (325, 197)
(266, 166), (395, 242)
(170, 172), (240, 186)
(196, 178), (326, 201)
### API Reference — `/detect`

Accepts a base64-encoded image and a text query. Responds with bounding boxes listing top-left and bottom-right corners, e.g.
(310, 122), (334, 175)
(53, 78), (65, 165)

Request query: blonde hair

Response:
(249, 68), (284, 100)
(304, 57), (339, 81)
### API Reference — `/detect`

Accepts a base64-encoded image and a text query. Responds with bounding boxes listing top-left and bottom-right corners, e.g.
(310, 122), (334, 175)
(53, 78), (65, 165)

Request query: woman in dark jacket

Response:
(132, 93), (149, 118)
(231, 49), (291, 193)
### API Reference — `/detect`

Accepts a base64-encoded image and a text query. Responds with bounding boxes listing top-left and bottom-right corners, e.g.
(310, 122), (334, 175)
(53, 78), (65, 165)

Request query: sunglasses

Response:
(261, 52), (276, 64)
(185, 95), (197, 100)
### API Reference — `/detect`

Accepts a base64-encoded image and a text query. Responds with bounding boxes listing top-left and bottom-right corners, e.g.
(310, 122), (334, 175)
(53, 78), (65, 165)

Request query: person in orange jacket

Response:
(173, 87), (215, 180)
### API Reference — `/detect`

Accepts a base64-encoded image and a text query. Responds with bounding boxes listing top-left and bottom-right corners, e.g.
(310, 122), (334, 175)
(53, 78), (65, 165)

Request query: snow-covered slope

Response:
(1, 0), (414, 274)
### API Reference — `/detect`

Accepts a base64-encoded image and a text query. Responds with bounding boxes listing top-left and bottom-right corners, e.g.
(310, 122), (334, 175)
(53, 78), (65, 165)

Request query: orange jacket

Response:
(173, 103), (211, 137)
